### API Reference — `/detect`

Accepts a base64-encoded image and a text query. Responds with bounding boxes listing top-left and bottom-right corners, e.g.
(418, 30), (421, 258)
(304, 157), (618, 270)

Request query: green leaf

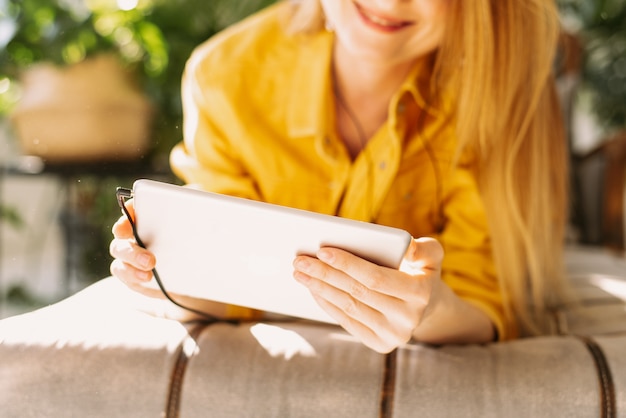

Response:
(0, 205), (23, 229)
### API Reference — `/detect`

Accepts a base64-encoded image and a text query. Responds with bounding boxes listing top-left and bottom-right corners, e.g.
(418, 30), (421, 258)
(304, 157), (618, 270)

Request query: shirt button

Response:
(322, 136), (336, 158)
(397, 102), (406, 113)
(379, 161), (386, 170)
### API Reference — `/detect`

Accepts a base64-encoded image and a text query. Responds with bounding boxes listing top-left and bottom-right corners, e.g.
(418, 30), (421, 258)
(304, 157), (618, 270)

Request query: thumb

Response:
(402, 237), (444, 273)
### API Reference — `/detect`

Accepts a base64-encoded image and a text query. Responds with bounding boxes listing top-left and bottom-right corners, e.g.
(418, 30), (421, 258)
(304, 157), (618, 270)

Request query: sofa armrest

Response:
(0, 279), (192, 417)
(1, 246), (625, 417)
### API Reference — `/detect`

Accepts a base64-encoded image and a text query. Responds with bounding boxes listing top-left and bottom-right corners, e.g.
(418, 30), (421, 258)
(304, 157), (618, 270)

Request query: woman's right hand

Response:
(109, 200), (162, 298)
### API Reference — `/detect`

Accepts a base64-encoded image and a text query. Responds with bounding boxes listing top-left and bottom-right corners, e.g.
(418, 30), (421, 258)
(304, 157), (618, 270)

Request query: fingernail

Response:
(137, 270), (151, 281)
(294, 257), (309, 271)
(317, 248), (333, 263)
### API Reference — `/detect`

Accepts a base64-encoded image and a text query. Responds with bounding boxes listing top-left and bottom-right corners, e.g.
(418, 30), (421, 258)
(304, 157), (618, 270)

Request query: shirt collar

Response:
(393, 53), (447, 118)
(287, 33), (448, 138)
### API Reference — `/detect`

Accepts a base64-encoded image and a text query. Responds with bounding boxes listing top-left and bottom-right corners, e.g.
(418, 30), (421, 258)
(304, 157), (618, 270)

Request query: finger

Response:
(294, 256), (421, 352)
(109, 237), (156, 272)
(112, 199), (135, 238)
(293, 261), (381, 317)
(315, 247), (414, 300)
(112, 215), (135, 238)
(293, 255), (415, 330)
(109, 258), (164, 302)
(307, 248), (433, 319)
(310, 294), (402, 354)
(109, 257), (150, 282)
(294, 254), (399, 308)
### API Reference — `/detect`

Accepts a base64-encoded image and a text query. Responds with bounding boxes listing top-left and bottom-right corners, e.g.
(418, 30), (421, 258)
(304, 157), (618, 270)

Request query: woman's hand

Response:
(292, 237), (444, 353)
(109, 200), (163, 299)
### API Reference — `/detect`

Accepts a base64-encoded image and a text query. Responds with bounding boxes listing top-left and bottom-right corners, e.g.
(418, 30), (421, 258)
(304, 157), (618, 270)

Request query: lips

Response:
(354, 2), (414, 32)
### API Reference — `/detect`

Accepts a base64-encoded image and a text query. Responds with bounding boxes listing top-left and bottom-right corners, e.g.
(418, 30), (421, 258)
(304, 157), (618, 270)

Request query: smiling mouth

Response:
(354, 2), (414, 31)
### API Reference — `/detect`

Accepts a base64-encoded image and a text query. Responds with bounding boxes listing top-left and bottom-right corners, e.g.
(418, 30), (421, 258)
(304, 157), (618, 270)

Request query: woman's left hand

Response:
(293, 237), (444, 353)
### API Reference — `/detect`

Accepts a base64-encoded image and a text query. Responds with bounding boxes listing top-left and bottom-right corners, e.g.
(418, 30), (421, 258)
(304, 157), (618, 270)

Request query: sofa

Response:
(1, 245), (625, 417)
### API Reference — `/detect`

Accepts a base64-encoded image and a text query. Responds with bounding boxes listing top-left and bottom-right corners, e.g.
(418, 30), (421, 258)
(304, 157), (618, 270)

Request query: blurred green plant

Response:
(0, 0), (277, 156)
(0, 203), (22, 229)
(0, 0), (276, 283)
(558, 0), (626, 131)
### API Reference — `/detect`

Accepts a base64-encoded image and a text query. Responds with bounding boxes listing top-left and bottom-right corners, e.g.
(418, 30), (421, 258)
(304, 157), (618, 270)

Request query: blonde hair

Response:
(438, 0), (569, 335)
(288, 0), (570, 335)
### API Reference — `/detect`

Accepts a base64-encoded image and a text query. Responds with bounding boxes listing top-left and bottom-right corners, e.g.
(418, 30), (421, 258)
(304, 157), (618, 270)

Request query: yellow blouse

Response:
(170, 2), (515, 340)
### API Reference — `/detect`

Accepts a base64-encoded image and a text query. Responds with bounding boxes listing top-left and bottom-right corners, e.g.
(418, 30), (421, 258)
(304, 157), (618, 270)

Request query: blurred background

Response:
(0, 0), (624, 318)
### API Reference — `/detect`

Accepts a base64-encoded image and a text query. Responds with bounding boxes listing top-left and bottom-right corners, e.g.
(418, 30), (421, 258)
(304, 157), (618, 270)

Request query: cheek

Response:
(415, 1), (450, 47)
(420, 0), (451, 15)
(431, 0), (450, 29)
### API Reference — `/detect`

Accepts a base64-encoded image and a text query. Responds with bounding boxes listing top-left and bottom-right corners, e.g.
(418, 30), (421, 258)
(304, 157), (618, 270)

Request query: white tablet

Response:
(131, 179), (412, 324)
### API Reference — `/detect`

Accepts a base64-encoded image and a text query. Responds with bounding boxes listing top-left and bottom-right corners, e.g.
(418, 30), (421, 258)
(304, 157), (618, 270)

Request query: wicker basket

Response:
(10, 54), (153, 163)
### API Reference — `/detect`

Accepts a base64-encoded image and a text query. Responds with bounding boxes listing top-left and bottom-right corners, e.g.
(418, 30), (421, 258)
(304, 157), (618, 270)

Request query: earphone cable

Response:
(115, 187), (231, 323)
(331, 72), (376, 222)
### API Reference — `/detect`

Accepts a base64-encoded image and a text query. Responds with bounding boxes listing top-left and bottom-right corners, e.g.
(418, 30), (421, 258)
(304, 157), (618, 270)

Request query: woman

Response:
(110, 0), (569, 353)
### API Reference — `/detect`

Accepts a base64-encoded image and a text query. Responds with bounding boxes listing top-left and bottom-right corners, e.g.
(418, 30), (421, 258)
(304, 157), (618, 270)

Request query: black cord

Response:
(332, 77), (445, 232)
(115, 187), (230, 323)
(414, 106), (445, 234)
(331, 71), (376, 222)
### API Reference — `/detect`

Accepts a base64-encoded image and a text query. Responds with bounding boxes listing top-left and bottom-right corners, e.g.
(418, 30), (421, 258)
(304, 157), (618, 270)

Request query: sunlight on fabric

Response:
(182, 335), (200, 357)
(250, 324), (317, 360)
(590, 274), (626, 302)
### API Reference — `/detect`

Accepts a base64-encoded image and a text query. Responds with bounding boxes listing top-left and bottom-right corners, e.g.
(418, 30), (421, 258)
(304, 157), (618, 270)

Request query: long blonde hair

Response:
(288, 0), (570, 335)
(437, 0), (569, 335)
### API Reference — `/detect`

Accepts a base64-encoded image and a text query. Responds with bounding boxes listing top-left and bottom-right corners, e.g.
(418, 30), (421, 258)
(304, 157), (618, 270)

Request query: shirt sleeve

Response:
(169, 56), (261, 200)
(437, 165), (518, 340)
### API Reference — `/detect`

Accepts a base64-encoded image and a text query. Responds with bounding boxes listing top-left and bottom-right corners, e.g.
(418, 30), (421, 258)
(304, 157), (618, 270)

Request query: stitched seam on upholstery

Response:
(551, 307), (626, 337)
(591, 330), (626, 337)
(379, 349), (397, 418)
(166, 322), (210, 418)
(577, 335), (616, 418)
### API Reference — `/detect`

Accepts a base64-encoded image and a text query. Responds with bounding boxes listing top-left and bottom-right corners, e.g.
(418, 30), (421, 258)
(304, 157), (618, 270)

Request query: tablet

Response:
(131, 179), (412, 324)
